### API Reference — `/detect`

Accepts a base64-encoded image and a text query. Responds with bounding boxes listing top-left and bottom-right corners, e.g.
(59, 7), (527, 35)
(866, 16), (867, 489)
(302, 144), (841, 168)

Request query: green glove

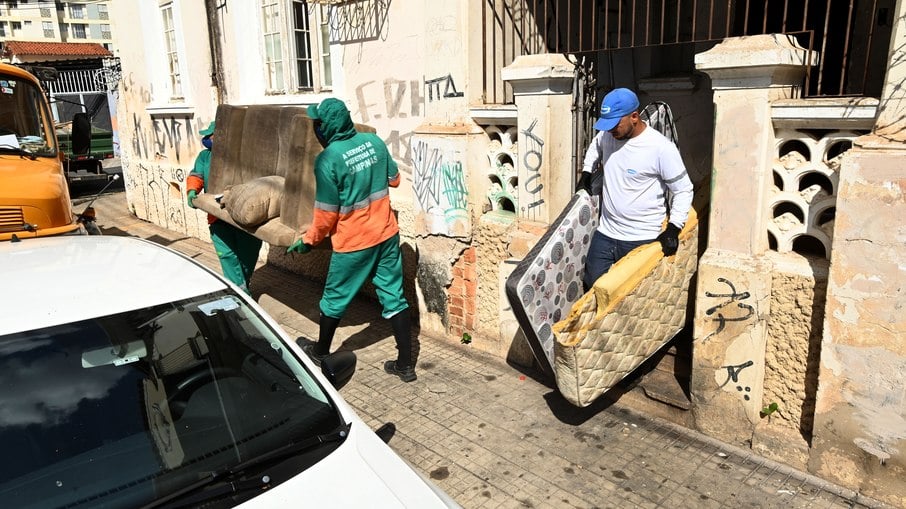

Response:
(187, 189), (198, 209)
(287, 239), (312, 254)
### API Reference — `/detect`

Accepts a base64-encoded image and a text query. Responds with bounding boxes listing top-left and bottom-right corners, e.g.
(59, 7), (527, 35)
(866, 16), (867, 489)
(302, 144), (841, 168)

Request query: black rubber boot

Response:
(316, 313), (341, 356)
(389, 308), (413, 368)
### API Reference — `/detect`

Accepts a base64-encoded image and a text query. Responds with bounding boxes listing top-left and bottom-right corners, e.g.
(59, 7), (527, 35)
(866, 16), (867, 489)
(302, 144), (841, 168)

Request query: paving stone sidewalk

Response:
(90, 190), (891, 509)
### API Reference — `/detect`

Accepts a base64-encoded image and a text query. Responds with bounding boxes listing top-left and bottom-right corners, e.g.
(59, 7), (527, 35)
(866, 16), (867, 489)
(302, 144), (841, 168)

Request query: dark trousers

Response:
(583, 230), (653, 291)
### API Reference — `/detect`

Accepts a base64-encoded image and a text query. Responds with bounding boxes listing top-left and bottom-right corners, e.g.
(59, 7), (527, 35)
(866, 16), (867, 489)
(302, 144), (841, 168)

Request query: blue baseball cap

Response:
(594, 88), (640, 131)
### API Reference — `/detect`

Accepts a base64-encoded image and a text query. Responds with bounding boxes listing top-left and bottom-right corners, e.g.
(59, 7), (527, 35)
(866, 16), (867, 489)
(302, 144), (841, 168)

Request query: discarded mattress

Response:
(504, 191), (599, 375)
(552, 207), (699, 407)
(505, 192), (699, 406)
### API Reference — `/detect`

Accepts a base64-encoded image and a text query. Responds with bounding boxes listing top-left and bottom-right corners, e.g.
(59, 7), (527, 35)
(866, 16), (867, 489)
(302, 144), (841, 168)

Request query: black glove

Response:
(576, 171), (592, 194)
(657, 223), (681, 257)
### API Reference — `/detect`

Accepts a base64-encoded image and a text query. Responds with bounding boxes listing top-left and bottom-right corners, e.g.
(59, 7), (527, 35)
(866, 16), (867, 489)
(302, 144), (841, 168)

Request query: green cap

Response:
(199, 121), (215, 137)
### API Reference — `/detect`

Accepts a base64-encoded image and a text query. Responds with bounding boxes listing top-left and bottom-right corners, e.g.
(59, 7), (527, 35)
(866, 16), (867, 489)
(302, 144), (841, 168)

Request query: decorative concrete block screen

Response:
(770, 129), (866, 259)
(485, 125), (519, 214)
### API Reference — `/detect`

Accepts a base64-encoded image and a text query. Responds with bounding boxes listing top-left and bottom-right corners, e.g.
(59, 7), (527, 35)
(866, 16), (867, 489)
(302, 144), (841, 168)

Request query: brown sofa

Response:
(193, 103), (374, 247)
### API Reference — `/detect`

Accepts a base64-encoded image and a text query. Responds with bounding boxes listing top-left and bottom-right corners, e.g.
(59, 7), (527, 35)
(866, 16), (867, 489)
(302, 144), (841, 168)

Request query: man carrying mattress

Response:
(576, 88), (694, 291)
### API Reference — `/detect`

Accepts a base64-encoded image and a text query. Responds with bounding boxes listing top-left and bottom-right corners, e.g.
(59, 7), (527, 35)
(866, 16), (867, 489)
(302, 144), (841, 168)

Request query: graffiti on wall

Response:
(701, 276), (759, 403)
(131, 114), (203, 163)
(703, 277), (754, 338)
(425, 74), (464, 101)
(717, 360), (755, 401)
(426, 15), (463, 57)
(125, 162), (191, 233)
(412, 138), (469, 237)
(520, 119), (545, 221)
(354, 78), (424, 170)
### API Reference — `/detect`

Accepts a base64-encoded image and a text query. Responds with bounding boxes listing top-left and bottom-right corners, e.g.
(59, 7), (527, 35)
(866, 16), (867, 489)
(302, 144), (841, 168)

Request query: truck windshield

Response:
(0, 72), (56, 157)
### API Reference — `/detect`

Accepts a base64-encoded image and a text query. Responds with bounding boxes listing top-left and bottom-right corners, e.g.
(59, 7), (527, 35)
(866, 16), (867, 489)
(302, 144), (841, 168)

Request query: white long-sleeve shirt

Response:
(582, 125), (693, 241)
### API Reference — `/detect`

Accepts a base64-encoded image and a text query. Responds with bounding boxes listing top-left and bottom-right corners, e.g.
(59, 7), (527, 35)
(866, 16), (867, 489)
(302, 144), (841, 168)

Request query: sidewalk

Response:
(91, 191), (889, 509)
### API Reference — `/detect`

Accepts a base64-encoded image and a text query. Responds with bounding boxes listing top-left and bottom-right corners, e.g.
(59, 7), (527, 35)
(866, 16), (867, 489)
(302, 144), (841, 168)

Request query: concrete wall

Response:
(690, 24), (906, 504)
(111, 1), (216, 243)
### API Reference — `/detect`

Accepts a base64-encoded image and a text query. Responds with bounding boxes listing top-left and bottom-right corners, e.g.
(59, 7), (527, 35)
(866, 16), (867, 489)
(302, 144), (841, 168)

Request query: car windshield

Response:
(0, 72), (56, 156)
(0, 290), (343, 508)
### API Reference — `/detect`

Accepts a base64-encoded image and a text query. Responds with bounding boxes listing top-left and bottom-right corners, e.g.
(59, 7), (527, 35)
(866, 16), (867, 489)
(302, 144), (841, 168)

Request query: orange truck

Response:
(0, 62), (93, 241)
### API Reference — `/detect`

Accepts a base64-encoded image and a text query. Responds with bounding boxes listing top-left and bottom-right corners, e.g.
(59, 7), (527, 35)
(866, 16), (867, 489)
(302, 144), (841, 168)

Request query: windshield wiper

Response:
(0, 144), (37, 160)
(141, 422), (351, 509)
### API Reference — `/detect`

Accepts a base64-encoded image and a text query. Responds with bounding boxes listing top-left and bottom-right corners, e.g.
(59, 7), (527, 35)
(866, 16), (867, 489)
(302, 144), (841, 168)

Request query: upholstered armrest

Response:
(193, 193), (330, 249)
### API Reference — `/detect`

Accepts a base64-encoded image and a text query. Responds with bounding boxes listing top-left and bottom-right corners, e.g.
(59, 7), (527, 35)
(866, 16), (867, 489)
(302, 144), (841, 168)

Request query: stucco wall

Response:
(763, 257), (827, 438)
(809, 144), (906, 506)
(753, 253), (828, 468)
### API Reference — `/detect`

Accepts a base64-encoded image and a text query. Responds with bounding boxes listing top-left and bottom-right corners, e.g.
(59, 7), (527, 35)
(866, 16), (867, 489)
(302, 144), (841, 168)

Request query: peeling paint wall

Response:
(809, 145), (906, 506)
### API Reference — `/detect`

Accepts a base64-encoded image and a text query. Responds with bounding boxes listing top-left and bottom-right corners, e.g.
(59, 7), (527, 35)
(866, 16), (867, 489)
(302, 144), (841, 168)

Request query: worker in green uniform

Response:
(287, 98), (416, 382)
(187, 121), (262, 295)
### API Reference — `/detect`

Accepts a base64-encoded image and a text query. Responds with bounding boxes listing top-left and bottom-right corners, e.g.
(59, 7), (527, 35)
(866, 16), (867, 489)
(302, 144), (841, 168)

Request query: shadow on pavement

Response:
(250, 263), (424, 363)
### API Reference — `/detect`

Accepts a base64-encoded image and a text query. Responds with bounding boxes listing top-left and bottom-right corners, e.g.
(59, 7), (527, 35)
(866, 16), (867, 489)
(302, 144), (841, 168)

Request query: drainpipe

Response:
(204, 0), (225, 104)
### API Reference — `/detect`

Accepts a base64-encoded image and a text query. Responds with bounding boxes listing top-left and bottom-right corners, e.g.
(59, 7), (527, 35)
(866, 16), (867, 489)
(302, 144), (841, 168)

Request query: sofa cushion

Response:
(223, 175), (285, 227)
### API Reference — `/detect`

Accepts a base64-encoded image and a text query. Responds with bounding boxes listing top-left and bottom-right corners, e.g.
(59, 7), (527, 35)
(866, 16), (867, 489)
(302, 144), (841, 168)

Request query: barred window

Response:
(71, 23), (86, 39)
(161, 5), (182, 99)
(70, 3), (84, 19)
(260, 0), (332, 94)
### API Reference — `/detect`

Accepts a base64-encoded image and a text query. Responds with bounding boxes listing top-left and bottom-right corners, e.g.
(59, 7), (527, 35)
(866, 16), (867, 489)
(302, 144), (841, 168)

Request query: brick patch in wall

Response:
(448, 247), (478, 338)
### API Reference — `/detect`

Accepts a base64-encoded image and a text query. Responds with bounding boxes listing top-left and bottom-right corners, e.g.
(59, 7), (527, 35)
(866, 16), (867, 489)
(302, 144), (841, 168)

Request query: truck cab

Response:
(0, 62), (88, 241)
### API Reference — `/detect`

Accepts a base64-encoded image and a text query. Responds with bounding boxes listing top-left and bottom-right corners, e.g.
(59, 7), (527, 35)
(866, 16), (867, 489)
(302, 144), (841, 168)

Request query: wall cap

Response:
(501, 53), (574, 96)
(772, 97), (879, 129)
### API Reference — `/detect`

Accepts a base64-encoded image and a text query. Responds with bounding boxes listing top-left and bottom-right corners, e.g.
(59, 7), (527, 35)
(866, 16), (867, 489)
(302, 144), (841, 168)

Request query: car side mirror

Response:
(321, 350), (356, 390)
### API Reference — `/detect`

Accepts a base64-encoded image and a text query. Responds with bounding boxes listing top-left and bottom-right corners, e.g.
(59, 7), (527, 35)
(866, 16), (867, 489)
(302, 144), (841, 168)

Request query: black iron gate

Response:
(483, 0), (895, 104)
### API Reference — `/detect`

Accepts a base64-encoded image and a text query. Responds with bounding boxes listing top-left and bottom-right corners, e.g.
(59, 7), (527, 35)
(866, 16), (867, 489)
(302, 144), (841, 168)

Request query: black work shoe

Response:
(301, 343), (328, 367)
(383, 360), (417, 382)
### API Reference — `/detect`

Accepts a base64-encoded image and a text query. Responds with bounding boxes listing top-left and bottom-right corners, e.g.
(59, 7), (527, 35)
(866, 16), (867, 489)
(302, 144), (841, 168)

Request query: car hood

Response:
(237, 419), (457, 508)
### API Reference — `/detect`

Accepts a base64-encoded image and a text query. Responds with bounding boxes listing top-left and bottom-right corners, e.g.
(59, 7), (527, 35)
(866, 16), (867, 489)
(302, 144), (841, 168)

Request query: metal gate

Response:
(483, 0), (894, 104)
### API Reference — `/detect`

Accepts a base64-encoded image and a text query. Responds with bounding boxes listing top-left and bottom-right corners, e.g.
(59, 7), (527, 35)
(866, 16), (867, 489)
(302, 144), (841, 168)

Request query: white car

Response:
(0, 235), (460, 508)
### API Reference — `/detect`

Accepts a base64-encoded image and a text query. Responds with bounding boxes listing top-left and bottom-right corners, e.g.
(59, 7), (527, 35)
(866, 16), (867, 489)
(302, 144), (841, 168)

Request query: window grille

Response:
(161, 5), (182, 98)
(482, 0), (892, 103)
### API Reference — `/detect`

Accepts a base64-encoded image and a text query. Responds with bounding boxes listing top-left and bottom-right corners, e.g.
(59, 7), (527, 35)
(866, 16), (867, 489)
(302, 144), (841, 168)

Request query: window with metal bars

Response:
(70, 3), (84, 20)
(71, 23), (86, 39)
(260, 0), (332, 93)
(161, 4), (182, 99)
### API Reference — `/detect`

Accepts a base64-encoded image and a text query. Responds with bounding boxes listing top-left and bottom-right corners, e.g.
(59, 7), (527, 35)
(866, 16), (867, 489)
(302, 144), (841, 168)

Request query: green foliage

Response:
(760, 402), (779, 418)
(461, 332), (472, 344)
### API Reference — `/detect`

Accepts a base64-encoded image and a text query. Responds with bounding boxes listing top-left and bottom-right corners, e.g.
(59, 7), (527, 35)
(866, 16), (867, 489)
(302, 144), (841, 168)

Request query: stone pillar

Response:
(808, 3), (906, 504)
(501, 54), (574, 226)
(690, 35), (817, 445)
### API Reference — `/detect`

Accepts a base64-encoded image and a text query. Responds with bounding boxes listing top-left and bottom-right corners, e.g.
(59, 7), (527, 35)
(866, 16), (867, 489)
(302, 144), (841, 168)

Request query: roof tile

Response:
(2, 41), (112, 58)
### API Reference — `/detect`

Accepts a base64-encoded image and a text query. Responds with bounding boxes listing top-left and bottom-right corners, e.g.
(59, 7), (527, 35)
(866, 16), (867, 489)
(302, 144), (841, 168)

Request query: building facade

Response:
(0, 1), (114, 53)
(108, 1), (906, 505)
